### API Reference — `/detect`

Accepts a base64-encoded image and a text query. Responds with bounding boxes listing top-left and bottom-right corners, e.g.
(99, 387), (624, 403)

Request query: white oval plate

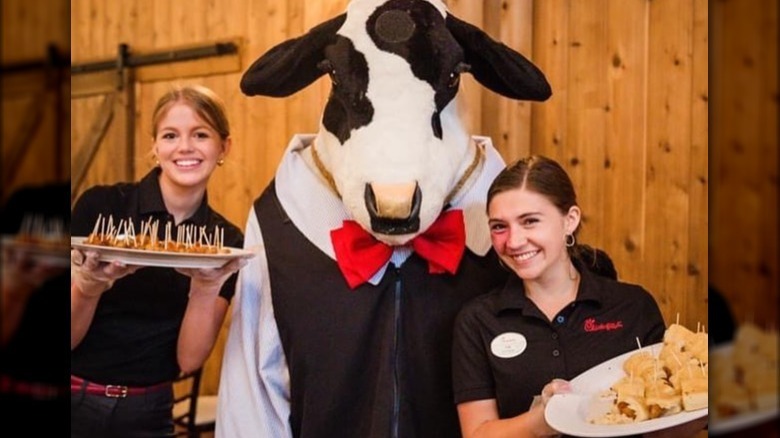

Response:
(71, 236), (255, 269)
(708, 342), (778, 435)
(544, 343), (708, 437)
(2, 234), (70, 267)
(709, 408), (778, 435)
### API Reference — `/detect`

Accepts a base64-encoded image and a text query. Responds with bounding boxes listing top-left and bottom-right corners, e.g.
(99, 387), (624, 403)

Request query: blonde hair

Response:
(151, 85), (230, 140)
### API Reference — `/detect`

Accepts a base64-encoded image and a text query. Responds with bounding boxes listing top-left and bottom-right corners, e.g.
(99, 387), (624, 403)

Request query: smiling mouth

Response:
(174, 159), (202, 168)
(512, 250), (540, 262)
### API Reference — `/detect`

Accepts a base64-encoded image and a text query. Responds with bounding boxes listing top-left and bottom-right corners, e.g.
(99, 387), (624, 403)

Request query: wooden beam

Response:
(136, 51), (241, 83)
(1, 71), (47, 97)
(71, 93), (116, 199)
(1, 47), (69, 98)
(2, 96), (46, 187)
(116, 68), (136, 181)
(72, 38), (243, 74)
(71, 38), (243, 94)
(72, 70), (117, 98)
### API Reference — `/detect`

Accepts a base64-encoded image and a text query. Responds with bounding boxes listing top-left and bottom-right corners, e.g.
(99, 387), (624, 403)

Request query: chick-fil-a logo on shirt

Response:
(583, 318), (624, 332)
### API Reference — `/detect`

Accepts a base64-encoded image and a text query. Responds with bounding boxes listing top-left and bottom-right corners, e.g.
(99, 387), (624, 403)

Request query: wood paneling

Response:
(532, 0), (709, 330)
(482, 0), (534, 159)
(710, 0), (778, 328)
(645, 0), (695, 326)
(602, 0), (646, 285)
(1, 0), (69, 198)
(1, 0), (69, 63)
(689, 0), (709, 331)
(70, 0), (714, 395)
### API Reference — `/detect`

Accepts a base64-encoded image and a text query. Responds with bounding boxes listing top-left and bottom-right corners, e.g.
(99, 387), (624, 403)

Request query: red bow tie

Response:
(330, 210), (466, 289)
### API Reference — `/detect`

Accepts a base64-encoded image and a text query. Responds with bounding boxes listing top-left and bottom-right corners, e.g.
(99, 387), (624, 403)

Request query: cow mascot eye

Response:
(449, 62), (471, 88)
(317, 59), (338, 86)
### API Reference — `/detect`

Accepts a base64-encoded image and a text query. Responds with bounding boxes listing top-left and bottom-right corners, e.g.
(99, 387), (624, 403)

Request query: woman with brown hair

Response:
(452, 156), (704, 437)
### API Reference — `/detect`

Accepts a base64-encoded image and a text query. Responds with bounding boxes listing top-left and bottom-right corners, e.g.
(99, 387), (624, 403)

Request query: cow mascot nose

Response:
(365, 181), (421, 235)
(218, 1), (551, 437)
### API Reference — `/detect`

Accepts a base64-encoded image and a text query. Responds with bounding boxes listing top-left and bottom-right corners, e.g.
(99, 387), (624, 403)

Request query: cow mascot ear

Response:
(240, 14), (347, 97)
(446, 14), (551, 101)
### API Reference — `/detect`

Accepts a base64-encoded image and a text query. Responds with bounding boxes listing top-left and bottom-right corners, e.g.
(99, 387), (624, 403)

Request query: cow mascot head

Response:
(218, 0), (550, 437)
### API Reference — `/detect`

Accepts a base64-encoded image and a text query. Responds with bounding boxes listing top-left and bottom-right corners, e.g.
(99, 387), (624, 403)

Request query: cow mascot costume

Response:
(218, 0), (550, 437)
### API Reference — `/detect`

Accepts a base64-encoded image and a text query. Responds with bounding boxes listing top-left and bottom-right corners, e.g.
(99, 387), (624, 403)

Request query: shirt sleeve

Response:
(71, 186), (107, 236)
(217, 223), (244, 303)
(0, 187), (32, 233)
(451, 302), (496, 404)
(637, 287), (667, 346)
(216, 207), (292, 438)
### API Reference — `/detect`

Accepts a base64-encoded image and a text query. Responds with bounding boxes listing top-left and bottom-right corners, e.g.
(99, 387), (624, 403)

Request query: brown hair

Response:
(151, 84), (230, 140)
(487, 155), (578, 224)
(486, 156), (617, 279)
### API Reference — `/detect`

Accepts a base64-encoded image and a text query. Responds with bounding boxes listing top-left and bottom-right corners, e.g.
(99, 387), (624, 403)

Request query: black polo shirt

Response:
(70, 168), (243, 386)
(452, 261), (665, 418)
(1, 183), (72, 438)
(1, 182), (71, 384)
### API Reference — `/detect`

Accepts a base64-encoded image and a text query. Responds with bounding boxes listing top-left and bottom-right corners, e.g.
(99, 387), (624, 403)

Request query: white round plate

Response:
(2, 234), (70, 267)
(709, 408), (778, 435)
(708, 342), (779, 435)
(544, 343), (708, 437)
(71, 236), (255, 269)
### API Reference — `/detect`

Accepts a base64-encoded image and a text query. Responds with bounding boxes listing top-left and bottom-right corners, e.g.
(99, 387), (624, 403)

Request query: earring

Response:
(565, 233), (576, 247)
(155, 159), (160, 166)
(217, 158), (225, 166)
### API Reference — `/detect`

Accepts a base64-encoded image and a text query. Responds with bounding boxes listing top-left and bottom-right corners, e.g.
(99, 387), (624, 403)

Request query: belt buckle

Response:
(105, 385), (128, 398)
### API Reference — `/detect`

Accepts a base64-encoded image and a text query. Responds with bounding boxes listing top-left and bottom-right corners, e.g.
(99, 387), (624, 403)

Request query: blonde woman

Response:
(70, 85), (245, 437)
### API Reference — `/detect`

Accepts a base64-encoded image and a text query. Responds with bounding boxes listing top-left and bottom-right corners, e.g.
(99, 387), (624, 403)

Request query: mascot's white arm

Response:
(216, 208), (292, 438)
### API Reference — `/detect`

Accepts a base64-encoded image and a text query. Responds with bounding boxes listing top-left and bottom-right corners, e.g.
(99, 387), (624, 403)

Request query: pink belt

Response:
(70, 375), (171, 398)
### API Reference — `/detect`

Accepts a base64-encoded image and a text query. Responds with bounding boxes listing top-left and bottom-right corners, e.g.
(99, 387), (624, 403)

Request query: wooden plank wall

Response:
(1, 0), (70, 199)
(531, 0), (709, 330)
(710, 0), (778, 328)
(71, 0), (710, 394)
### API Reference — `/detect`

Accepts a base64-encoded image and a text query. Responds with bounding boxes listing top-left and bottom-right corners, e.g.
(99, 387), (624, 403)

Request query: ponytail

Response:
(570, 244), (618, 280)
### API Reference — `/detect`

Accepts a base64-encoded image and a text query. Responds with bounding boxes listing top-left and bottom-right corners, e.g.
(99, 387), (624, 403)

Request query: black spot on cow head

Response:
(318, 37), (374, 144)
(375, 9), (416, 43)
(367, 0), (469, 139)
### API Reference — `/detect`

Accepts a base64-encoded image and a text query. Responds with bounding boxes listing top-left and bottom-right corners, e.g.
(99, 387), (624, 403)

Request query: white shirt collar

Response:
(274, 134), (505, 283)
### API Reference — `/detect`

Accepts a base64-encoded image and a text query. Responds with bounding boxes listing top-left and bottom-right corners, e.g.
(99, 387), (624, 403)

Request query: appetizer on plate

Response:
(711, 323), (779, 420)
(82, 214), (231, 254)
(590, 323), (708, 425)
